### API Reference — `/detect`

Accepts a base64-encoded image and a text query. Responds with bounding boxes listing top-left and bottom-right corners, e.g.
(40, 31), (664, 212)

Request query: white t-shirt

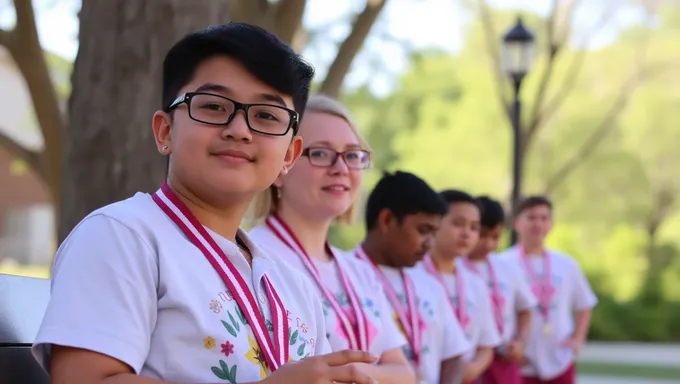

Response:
(500, 246), (598, 380)
(249, 225), (407, 357)
(464, 254), (537, 342)
(33, 193), (331, 383)
(417, 258), (501, 362)
(376, 264), (471, 384)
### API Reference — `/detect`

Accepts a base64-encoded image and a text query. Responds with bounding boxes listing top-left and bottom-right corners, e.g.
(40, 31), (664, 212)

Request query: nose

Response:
(423, 236), (434, 251)
(328, 153), (350, 175)
(221, 110), (253, 142)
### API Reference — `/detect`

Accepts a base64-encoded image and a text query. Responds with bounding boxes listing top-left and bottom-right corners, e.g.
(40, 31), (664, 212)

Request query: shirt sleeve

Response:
(569, 258), (598, 311)
(32, 214), (158, 374)
(476, 283), (502, 348)
(438, 287), (471, 359)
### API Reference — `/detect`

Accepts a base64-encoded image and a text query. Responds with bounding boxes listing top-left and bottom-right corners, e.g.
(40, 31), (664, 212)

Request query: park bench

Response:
(0, 273), (50, 383)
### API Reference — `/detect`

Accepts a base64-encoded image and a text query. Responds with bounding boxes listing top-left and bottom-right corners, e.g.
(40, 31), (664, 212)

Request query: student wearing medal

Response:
(463, 196), (537, 384)
(32, 24), (381, 384)
(500, 196), (598, 384)
(353, 171), (471, 384)
(419, 190), (502, 383)
(248, 95), (415, 383)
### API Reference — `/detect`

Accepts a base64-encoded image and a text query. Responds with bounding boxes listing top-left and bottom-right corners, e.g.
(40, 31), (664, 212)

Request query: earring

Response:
(282, 165), (287, 172)
(276, 187), (282, 200)
(162, 145), (169, 152)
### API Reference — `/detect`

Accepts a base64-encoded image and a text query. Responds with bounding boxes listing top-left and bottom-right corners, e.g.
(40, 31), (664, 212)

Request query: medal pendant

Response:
(543, 324), (552, 335)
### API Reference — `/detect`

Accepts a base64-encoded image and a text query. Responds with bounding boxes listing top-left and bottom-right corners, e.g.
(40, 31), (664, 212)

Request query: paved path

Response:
(578, 374), (679, 384)
(579, 342), (680, 366)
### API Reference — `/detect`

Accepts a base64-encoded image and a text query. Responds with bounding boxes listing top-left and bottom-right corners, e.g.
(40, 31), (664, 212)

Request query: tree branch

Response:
(0, 128), (44, 178)
(476, 0), (511, 120)
(543, 61), (672, 194)
(229, 0), (269, 26)
(0, 27), (14, 49)
(5, 0), (63, 201)
(525, 1), (623, 147)
(319, 0), (389, 98)
(524, 0), (561, 144)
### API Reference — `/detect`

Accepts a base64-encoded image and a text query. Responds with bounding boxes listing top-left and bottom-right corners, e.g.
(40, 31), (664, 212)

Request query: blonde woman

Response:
(249, 94), (415, 383)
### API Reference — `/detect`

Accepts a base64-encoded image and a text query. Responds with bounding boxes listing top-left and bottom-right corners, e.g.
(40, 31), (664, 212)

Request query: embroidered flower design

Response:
(245, 335), (268, 378)
(203, 336), (216, 349)
(221, 341), (234, 357)
(210, 300), (223, 314)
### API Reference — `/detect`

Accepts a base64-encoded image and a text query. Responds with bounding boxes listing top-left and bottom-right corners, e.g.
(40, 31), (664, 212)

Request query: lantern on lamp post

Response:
(502, 16), (535, 245)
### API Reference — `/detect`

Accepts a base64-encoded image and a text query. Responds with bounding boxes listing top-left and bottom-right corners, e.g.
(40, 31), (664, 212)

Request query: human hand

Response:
(503, 340), (525, 363)
(261, 350), (378, 384)
(561, 337), (583, 355)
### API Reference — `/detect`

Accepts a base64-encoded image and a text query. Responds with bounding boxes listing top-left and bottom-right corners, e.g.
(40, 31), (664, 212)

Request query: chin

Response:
(205, 174), (257, 197)
(323, 202), (352, 219)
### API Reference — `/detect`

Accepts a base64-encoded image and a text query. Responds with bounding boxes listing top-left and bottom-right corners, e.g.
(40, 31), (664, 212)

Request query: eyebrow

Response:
(308, 140), (362, 149)
(194, 83), (288, 107)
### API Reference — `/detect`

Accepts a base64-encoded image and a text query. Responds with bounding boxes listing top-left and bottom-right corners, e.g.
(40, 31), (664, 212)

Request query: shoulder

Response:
(498, 245), (520, 259)
(406, 267), (446, 299)
(56, 194), (162, 265)
(334, 246), (378, 281)
(248, 224), (278, 245)
(547, 249), (582, 270)
(459, 264), (490, 298)
(63, 193), (168, 250)
(248, 225), (298, 263)
(489, 253), (521, 273)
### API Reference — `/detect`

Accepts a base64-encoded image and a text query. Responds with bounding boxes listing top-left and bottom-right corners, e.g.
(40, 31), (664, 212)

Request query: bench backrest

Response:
(0, 273), (50, 383)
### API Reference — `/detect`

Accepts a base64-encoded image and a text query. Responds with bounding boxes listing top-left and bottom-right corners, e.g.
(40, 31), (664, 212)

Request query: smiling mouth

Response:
(214, 154), (253, 164)
(322, 185), (349, 192)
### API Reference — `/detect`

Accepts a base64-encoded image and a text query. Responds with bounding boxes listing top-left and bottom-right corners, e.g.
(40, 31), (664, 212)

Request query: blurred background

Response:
(0, 0), (679, 382)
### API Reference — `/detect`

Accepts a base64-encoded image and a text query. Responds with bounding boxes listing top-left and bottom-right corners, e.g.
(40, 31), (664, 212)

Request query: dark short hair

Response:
(476, 196), (505, 229)
(516, 195), (553, 215)
(162, 23), (315, 117)
(439, 189), (478, 207)
(365, 171), (447, 230)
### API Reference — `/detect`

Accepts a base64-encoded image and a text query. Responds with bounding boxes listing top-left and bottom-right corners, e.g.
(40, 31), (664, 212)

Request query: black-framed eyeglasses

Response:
(302, 147), (371, 170)
(165, 92), (299, 136)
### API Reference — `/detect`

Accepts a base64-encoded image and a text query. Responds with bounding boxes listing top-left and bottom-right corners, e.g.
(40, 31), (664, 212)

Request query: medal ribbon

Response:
(153, 182), (288, 371)
(423, 254), (470, 330)
(519, 246), (555, 326)
(266, 214), (369, 350)
(355, 246), (422, 366)
(464, 258), (505, 336)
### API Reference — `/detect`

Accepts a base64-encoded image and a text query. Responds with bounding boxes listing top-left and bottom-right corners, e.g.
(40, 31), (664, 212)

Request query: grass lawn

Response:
(578, 361), (680, 380)
(0, 264), (51, 279)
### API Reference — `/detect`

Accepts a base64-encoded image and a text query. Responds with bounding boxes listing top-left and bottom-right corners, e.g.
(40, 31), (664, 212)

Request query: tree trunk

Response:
(59, 0), (231, 242)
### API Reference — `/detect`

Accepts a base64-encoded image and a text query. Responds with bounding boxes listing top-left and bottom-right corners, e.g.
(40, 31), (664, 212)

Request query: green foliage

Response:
(330, 4), (680, 342)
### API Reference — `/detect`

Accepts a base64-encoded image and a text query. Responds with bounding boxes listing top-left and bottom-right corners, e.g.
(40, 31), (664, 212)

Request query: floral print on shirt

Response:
(206, 296), (313, 383)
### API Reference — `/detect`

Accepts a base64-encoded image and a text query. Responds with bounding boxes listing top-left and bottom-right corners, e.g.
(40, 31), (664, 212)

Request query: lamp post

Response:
(502, 16), (535, 245)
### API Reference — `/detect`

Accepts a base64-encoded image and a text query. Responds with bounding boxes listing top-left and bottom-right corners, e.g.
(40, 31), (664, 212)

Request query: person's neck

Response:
(166, 177), (248, 245)
(276, 204), (333, 262)
(520, 239), (545, 257)
(361, 233), (393, 268)
(429, 248), (458, 274)
(467, 252), (489, 262)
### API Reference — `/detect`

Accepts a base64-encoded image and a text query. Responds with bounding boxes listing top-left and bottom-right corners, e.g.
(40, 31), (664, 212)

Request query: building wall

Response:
(0, 48), (55, 266)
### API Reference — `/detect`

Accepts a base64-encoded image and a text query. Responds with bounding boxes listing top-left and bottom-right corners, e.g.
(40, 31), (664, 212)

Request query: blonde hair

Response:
(247, 94), (372, 226)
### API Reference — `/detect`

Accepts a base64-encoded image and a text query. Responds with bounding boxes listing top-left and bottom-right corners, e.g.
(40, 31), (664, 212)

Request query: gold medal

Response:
(543, 324), (552, 335)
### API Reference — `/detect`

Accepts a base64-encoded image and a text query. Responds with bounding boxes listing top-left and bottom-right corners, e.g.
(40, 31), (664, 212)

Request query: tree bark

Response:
(59, 0), (231, 242)
(319, 0), (388, 98)
(0, 0), (63, 202)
